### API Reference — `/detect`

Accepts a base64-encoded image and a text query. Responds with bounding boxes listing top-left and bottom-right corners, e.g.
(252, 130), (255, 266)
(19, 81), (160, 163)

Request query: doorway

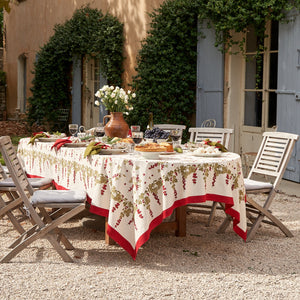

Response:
(240, 21), (278, 154)
(83, 58), (107, 129)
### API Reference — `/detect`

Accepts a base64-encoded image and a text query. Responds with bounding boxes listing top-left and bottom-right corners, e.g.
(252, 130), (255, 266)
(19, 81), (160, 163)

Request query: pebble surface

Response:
(0, 193), (299, 299)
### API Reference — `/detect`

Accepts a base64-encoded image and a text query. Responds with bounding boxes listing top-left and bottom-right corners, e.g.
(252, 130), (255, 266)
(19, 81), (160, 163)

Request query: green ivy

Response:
(128, 0), (201, 140)
(128, 0), (300, 140)
(27, 6), (124, 130)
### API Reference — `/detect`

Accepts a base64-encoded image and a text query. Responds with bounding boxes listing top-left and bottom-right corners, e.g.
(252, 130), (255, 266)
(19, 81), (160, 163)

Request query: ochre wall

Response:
(3, 0), (163, 118)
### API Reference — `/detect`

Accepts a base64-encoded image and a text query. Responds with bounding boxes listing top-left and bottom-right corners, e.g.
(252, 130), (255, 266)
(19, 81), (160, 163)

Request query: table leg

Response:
(175, 205), (186, 237)
(105, 217), (116, 245)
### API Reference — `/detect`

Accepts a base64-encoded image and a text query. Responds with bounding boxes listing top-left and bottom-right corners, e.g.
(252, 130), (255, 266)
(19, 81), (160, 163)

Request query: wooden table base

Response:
(105, 206), (186, 245)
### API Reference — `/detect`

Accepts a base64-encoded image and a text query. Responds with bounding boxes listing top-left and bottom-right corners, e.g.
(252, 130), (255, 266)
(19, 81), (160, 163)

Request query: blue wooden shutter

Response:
(196, 21), (224, 127)
(277, 12), (300, 182)
(72, 55), (82, 125)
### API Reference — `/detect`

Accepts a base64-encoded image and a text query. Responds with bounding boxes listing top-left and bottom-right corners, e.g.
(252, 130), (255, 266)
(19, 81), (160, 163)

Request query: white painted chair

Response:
(0, 136), (87, 263)
(187, 127), (234, 226)
(154, 124), (186, 131)
(189, 127), (234, 149)
(217, 131), (299, 241)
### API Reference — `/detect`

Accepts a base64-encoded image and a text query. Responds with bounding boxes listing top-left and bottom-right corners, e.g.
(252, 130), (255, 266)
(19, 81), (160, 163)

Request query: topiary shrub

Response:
(128, 0), (201, 139)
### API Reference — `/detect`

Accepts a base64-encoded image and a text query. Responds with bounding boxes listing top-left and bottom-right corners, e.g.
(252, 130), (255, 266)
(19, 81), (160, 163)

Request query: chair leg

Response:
(1, 204), (85, 263)
(246, 197), (293, 241)
(39, 207), (74, 250)
(206, 202), (218, 227)
(216, 215), (232, 234)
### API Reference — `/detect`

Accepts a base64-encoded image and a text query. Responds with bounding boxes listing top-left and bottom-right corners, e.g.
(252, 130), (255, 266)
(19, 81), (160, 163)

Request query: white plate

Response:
(100, 148), (127, 155)
(192, 152), (222, 157)
(139, 151), (163, 159)
(64, 142), (87, 148)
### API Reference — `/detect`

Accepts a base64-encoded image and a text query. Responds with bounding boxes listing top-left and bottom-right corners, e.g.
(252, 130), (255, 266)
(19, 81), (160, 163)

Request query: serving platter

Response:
(192, 152), (222, 157)
(159, 151), (176, 155)
(100, 148), (127, 155)
(138, 151), (163, 160)
(64, 142), (87, 148)
(38, 138), (59, 142)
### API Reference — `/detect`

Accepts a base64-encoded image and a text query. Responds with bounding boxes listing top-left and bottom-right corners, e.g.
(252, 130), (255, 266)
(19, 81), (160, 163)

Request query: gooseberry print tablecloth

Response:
(18, 138), (247, 259)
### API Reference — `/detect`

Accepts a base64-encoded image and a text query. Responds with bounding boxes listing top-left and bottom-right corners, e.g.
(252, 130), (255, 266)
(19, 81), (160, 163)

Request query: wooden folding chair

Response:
(0, 136), (87, 263)
(217, 131), (299, 241)
(186, 127), (234, 226)
(0, 163), (54, 234)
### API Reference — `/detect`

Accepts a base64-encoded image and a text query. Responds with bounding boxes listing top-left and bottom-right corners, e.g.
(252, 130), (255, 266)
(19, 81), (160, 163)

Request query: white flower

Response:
(127, 90), (131, 94)
(132, 93), (136, 98)
(95, 100), (100, 106)
(110, 86), (114, 90)
(95, 91), (101, 98)
(111, 93), (116, 98)
(114, 100), (118, 104)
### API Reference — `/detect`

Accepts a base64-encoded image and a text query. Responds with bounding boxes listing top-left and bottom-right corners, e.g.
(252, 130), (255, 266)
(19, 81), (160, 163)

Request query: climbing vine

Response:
(128, 0), (300, 138)
(27, 6), (124, 130)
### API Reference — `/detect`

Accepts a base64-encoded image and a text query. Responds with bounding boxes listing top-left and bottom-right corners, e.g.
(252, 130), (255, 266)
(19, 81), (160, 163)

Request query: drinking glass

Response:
(131, 125), (140, 132)
(169, 129), (182, 146)
(132, 131), (144, 144)
(95, 123), (105, 138)
(68, 124), (78, 137)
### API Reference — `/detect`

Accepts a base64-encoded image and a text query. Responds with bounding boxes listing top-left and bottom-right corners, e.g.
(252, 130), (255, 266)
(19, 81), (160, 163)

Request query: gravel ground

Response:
(0, 193), (299, 300)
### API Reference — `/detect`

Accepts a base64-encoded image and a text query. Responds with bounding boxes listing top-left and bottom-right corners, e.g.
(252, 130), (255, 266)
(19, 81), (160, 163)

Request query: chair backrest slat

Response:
(248, 131), (299, 188)
(0, 136), (43, 226)
(153, 124), (186, 131)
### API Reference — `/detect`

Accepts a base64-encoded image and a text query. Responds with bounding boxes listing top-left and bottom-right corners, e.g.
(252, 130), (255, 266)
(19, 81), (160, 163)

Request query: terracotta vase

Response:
(103, 112), (129, 138)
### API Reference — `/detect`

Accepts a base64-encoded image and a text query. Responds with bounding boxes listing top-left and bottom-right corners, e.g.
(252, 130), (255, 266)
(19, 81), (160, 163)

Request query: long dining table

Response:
(17, 138), (247, 259)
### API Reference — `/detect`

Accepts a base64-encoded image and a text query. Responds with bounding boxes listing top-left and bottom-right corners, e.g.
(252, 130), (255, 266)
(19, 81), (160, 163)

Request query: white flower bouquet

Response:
(95, 85), (135, 114)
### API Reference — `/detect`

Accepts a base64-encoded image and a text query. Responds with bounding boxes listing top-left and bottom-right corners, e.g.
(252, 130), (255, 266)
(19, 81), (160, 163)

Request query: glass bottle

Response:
(147, 112), (154, 130)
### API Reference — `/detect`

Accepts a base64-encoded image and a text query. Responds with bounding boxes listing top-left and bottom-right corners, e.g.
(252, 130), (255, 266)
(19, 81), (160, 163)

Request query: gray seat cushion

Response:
(31, 189), (86, 205)
(244, 178), (273, 191)
(0, 177), (53, 188)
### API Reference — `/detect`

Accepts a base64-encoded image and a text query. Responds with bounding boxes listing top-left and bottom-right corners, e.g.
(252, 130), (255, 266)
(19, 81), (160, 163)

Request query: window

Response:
(243, 21), (278, 129)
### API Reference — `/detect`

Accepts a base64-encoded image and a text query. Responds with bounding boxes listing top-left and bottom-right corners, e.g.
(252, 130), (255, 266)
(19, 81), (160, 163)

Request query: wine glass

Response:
(68, 124), (78, 137)
(131, 125), (140, 132)
(95, 123), (105, 138)
(132, 131), (144, 144)
(169, 129), (182, 146)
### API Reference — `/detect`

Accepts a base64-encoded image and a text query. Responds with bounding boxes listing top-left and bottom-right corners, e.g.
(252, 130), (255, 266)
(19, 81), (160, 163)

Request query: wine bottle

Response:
(147, 112), (154, 130)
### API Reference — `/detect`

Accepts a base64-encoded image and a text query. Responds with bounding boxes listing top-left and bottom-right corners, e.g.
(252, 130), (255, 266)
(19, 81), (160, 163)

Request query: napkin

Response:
(84, 141), (108, 158)
(51, 138), (72, 150)
(28, 132), (49, 145)
(204, 139), (228, 152)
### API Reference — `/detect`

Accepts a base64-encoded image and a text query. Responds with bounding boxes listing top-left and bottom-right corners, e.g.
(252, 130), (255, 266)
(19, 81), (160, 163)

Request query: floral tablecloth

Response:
(18, 138), (247, 259)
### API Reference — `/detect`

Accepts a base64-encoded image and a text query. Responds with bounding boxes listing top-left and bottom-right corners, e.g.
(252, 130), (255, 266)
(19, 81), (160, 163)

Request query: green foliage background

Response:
(27, 6), (124, 130)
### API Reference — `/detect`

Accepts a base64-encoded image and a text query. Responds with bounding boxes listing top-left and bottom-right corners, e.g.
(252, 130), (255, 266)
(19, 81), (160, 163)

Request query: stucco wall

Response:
(3, 0), (163, 118)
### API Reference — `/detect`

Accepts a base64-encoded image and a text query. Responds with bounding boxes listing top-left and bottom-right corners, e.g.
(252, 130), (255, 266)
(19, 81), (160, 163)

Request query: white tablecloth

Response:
(18, 138), (247, 259)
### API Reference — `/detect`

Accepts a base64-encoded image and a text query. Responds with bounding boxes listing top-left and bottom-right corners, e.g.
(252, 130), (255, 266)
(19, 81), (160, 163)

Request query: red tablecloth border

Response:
(27, 174), (247, 260)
